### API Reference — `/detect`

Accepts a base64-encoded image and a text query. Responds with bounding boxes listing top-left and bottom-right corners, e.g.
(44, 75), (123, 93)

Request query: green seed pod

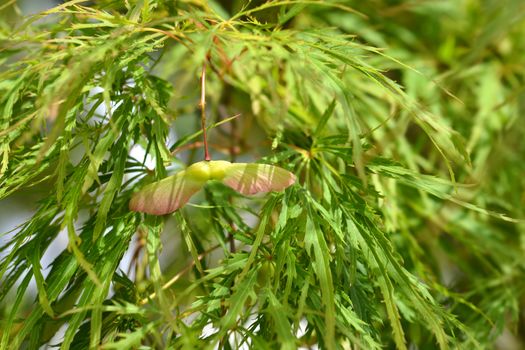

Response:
(257, 260), (275, 287)
(130, 160), (296, 215)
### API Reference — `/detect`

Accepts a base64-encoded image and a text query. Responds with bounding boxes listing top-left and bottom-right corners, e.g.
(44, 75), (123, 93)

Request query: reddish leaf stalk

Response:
(200, 63), (211, 161)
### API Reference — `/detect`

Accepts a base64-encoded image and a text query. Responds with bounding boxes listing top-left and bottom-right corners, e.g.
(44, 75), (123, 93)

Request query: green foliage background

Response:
(1, 0), (524, 349)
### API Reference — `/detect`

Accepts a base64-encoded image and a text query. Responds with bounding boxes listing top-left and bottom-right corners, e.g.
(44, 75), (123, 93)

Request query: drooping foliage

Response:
(0, 1), (524, 349)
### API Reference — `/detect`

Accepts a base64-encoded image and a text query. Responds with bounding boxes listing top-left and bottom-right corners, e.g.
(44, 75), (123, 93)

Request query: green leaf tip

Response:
(129, 160), (296, 215)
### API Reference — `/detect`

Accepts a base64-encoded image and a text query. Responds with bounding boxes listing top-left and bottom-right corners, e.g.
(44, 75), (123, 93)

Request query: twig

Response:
(171, 141), (240, 157)
(140, 244), (221, 304)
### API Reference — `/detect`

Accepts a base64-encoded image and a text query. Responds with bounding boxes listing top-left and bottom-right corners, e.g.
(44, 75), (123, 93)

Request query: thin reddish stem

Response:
(200, 63), (211, 161)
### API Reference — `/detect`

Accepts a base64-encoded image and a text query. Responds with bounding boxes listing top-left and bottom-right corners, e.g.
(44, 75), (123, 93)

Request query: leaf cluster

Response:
(0, 1), (524, 349)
